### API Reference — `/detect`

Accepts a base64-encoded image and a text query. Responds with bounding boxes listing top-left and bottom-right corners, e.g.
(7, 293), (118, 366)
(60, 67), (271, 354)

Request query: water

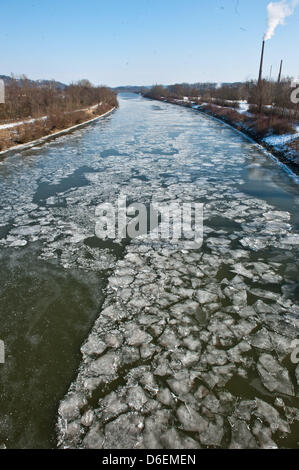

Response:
(0, 94), (299, 449)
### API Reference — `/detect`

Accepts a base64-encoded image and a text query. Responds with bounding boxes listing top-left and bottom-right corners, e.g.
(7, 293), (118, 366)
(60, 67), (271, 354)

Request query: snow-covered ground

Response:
(263, 132), (299, 147)
(0, 103), (101, 131)
(238, 100), (250, 114)
(188, 98), (298, 155)
(0, 116), (46, 130)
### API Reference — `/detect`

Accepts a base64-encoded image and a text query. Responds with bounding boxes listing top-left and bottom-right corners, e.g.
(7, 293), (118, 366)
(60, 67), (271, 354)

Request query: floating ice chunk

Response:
(226, 341), (251, 366)
(207, 237), (231, 247)
(99, 391), (128, 422)
(105, 332), (123, 349)
(61, 420), (82, 446)
(195, 289), (218, 304)
(252, 421), (278, 449)
(160, 428), (201, 449)
(80, 335), (106, 358)
(249, 328), (272, 351)
(254, 399), (290, 434)
(232, 400), (256, 422)
(81, 410), (94, 428)
(109, 275), (134, 288)
(282, 234), (299, 245)
(260, 272), (282, 284)
(11, 225), (41, 236)
(231, 263), (254, 279)
(177, 405), (208, 433)
(126, 386), (148, 411)
(124, 325), (152, 347)
(270, 332), (295, 361)
(237, 306), (257, 319)
(257, 354), (294, 396)
(170, 301), (200, 320)
(9, 239), (28, 247)
(203, 347), (228, 367)
(231, 319), (257, 339)
(182, 335), (201, 351)
(159, 329), (180, 349)
(58, 393), (87, 422)
(249, 289), (279, 301)
(229, 417), (258, 449)
(89, 351), (120, 377)
(157, 388), (175, 407)
(83, 424), (104, 449)
(172, 349), (200, 368)
(199, 416), (224, 447)
(103, 413), (144, 449)
(119, 346), (140, 366)
(223, 286), (247, 307)
(254, 300), (274, 314)
(240, 237), (269, 251)
(140, 343), (157, 359)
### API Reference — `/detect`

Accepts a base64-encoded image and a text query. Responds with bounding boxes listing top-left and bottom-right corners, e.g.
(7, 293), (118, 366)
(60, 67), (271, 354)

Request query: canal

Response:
(0, 94), (298, 448)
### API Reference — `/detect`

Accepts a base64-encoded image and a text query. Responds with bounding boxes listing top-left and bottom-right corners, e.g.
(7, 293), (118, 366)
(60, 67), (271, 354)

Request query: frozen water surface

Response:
(0, 94), (299, 448)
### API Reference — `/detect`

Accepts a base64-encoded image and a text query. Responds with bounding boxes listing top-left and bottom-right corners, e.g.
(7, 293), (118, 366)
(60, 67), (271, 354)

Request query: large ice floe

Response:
(57, 219), (299, 449)
(56, 99), (299, 448)
(0, 94), (299, 449)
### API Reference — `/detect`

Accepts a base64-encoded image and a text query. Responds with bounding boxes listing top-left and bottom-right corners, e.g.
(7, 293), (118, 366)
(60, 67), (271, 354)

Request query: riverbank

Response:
(0, 104), (116, 158)
(144, 95), (299, 178)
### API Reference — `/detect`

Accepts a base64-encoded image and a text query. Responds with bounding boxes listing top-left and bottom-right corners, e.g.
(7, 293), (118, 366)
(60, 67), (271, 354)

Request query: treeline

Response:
(144, 80), (299, 137)
(0, 77), (118, 122)
(144, 79), (299, 119)
(0, 77), (118, 151)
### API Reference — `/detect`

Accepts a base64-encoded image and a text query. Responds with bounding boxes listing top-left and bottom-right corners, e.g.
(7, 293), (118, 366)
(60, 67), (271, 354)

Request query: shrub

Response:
(213, 98), (240, 109)
(251, 116), (271, 137)
(270, 117), (295, 135)
(0, 78), (117, 123)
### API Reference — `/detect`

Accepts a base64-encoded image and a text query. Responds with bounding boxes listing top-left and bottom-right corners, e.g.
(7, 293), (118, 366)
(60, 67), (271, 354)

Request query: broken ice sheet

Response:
(0, 94), (298, 449)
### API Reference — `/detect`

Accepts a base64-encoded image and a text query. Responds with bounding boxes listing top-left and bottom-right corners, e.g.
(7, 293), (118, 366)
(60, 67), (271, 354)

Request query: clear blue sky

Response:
(1, 0), (298, 86)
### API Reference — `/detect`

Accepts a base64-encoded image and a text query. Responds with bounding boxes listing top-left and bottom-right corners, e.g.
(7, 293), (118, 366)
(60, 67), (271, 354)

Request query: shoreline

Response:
(145, 96), (299, 183)
(0, 106), (116, 159)
(197, 107), (299, 184)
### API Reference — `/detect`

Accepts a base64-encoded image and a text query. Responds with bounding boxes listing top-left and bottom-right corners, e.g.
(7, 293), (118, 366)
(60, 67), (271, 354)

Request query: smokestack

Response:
(277, 60), (283, 83)
(258, 40), (265, 85)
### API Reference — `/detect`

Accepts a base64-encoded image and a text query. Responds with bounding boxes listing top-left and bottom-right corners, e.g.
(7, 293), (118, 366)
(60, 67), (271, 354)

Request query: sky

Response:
(1, 0), (298, 86)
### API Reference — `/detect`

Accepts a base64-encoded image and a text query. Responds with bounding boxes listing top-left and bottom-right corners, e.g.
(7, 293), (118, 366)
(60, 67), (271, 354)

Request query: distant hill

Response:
(113, 86), (151, 94)
(0, 75), (67, 90)
(113, 83), (245, 94)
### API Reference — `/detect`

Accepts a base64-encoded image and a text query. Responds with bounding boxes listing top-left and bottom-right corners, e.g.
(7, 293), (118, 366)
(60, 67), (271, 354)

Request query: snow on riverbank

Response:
(263, 132), (299, 147)
(0, 106), (115, 158)
(172, 97), (299, 172)
(238, 100), (250, 114)
(0, 103), (102, 131)
(0, 116), (47, 130)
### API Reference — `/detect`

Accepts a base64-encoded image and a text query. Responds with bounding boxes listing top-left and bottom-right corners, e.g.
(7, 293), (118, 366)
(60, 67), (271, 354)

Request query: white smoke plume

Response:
(264, 0), (299, 41)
